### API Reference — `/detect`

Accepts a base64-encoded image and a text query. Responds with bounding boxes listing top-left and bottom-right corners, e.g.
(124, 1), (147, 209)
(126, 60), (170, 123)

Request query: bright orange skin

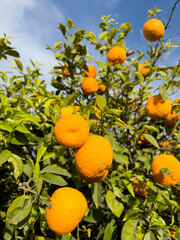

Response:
(151, 154), (180, 186)
(33, 93), (41, 100)
(145, 94), (172, 120)
(140, 64), (150, 76)
(81, 77), (99, 95)
(139, 130), (149, 144)
(143, 18), (164, 42)
(92, 106), (101, 119)
(107, 46), (126, 65)
(59, 106), (75, 117)
(84, 65), (97, 78)
(97, 83), (106, 94)
(133, 180), (149, 198)
(165, 98), (180, 128)
(62, 64), (71, 77)
(75, 135), (113, 182)
(46, 187), (87, 235)
(54, 114), (89, 148)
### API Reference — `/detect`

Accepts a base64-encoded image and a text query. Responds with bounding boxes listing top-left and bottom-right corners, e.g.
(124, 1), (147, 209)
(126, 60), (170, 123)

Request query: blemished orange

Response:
(107, 46), (126, 65)
(46, 187), (87, 235)
(84, 65), (97, 78)
(142, 18), (164, 42)
(151, 154), (180, 186)
(140, 64), (150, 76)
(145, 94), (172, 120)
(133, 180), (149, 198)
(75, 135), (113, 182)
(54, 114), (89, 148)
(97, 82), (106, 94)
(81, 77), (99, 95)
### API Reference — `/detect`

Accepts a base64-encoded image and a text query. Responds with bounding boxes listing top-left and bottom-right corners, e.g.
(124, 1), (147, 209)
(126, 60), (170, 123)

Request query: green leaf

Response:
(58, 23), (67, 36)
(36, 141), (47, 162)
(121, 219), (144, 240)
(159, 167), (172, 175)
(67, 19), (73, 29)
(35, 178), (43, 195)
(14, 124), (31, 134)
(41, 173), (67, 186)
(60, 94), (75, 107)
(0, 122), (13, 132)
(6, 195), (25, 222)
(115, 122), (134, 130)
(41, 164), (71, 177)
(14, 59), (23, 71)
(0, 150), (12, 165)
(53, 41), (62, 49)
(10, 197), (32, 225)
(84, 209), (105, 223)
(0, 93), (9, 107)
(159, 84), (169, 102)
(119, 22), (132, 33)
(84, 32), (96, 44)
(143, 134), (159, 148)
(4, 50), (20, 58)
(106, 191), (124, 217)
(96, 95), (106, 110)
(92, 182), (102, 208)
(8, 154), (24, 179)
(97, 31), (108, 42)
(103, 218), (117, 240)
(143, 125), (159, 133)
(143, 231), (156, 240)
(33, 162), (40, 180)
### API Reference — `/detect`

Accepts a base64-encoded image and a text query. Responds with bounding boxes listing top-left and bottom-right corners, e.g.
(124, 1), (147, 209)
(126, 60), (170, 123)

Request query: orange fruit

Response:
(59, 106), (75, 117)
(160, 141), (172, 152)
(107, 46), (126, 65)
(133, 180), (149, 198)
(151, 154), (180, 186)
(97, 82), (106, 94)
(62, 64), (71, 77)
(165, 98), (180, 128)
(81, 77), (99, 95)
(32, 93), (41, 100)
(54, 114), (89, 148)
(84, 65), (97, 78)
(75, 135), (113, 182)
(139, 130), (149, 144)
(46, 187), (87, 235)
(142, 18), (164, 42)
(171, 231), (176, 238)
(145, 94), (172, 120)
(140, 64), (150, 76)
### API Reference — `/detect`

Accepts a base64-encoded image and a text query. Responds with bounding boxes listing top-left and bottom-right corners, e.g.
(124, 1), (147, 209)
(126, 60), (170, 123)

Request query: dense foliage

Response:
(0, 2), (180, 240)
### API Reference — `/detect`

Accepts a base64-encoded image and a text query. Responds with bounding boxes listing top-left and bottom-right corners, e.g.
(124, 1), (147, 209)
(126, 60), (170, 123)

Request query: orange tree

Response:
(0, 2), (180, 240)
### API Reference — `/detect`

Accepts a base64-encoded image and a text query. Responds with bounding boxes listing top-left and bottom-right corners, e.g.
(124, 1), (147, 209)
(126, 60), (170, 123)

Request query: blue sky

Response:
(0, 0), (179, 91)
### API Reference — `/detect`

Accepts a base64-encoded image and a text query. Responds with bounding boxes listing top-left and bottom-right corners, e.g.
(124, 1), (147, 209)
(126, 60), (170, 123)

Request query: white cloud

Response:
(0, 0), (65, 90)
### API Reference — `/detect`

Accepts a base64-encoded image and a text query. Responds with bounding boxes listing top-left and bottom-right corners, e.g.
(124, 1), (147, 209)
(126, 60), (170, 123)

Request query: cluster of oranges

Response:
(46, 112), (113, 235)
(45, 17), (180, 237)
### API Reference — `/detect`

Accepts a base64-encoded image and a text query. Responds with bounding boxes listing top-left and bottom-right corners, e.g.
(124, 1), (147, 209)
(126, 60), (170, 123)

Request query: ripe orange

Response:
(84, 65), (97, 78)
(165, 98), (180, 128)
(62, 64), (71, 77)
(151, 154), (180, 186)
(75, 135), (113, 182)
(140, 64), (150, 76)
(81, 77), (99, 95)
(142, 18), (164, 42)
(54, 114), (89, 148)
(32, 93), (41, 100)
(139, 130), (149, 144)
(145, 94), (172, 120)
(97, 82), (106, 95)
(59, 106), (75, 117)
(133, 180), (149, 198)
(107, 46), (126, 65)
(46, 187), (87, 235)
